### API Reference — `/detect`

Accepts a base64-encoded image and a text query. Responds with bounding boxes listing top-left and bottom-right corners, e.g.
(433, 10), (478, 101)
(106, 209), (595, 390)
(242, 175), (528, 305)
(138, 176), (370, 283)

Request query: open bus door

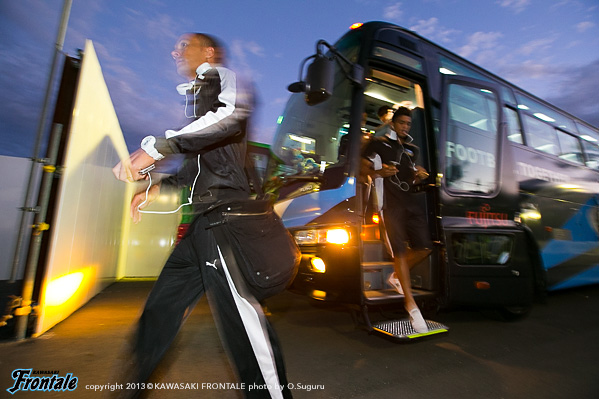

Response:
(273, 39), (450, 341)
(439, 75), (536, 318)
(358, 104), (449, 340)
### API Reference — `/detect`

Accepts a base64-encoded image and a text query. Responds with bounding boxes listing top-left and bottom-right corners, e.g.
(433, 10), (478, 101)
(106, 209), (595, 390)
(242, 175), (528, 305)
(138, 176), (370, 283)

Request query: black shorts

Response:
(382, 192), (432, 255)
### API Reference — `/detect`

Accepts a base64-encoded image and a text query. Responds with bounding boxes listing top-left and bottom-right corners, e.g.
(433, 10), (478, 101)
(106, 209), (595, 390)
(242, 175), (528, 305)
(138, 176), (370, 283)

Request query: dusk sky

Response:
(1, 0), (598, 158)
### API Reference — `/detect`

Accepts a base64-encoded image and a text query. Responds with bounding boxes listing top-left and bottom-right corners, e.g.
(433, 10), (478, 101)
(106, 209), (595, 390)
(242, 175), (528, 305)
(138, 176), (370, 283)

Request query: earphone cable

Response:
(138, 154), (201, 214)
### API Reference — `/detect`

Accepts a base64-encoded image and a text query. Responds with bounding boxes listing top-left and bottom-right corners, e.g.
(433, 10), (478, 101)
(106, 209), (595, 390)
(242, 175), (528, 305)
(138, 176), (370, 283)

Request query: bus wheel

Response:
(496, 304), (532, 321)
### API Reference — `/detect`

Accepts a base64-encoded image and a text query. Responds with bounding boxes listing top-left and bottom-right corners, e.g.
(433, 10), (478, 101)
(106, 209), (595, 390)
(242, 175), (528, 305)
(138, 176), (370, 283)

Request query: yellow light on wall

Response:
(326, 229), (350, 244)
(44, 272), (85, 306)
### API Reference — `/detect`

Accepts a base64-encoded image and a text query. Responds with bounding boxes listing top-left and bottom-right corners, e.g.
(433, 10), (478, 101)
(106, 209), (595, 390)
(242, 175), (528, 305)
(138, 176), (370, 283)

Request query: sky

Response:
(1, 0), (598, 158)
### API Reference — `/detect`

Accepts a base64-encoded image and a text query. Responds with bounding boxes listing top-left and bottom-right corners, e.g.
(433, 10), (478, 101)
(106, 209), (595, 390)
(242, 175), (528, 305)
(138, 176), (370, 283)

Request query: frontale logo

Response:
(7, 369), (78, 394)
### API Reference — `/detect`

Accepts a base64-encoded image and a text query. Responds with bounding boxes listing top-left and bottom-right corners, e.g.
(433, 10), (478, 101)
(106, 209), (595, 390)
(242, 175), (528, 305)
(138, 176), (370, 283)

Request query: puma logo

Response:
(206, 259), (218, 269)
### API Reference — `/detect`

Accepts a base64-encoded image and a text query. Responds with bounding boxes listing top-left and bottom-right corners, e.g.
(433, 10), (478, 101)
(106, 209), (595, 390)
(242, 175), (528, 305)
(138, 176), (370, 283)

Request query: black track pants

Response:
(111, 214), (292, 399)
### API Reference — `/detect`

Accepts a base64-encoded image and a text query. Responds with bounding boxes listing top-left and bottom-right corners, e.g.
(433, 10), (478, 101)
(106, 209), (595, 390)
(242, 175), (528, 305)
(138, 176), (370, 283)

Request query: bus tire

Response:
(496, 304), (532, 321)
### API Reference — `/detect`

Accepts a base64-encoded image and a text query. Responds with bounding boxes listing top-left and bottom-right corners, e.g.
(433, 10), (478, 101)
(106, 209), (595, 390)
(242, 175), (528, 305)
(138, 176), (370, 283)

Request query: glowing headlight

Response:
(520, 210), (541, 220)
(326, 229), (350, 244)
(293, 228), (350, 245)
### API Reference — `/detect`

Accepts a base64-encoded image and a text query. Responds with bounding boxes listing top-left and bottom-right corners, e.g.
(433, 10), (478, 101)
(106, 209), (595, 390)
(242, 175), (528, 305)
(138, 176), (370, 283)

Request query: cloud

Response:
(457, 31), (503, 59)
(409, 17), (438, 37)
(576, 21), (595, 33)
(409, 18), (459, 44)
(383, 2), (404, 21)
(245, 41), (266, 57)
(546, 58), (599, 126)
(496, 57), (599, 126)
(0, 3), (61, 157)
(517, 37), (557, 56)
(231, 40), (252, 64)
(499, 59), (565, 87)
(0, 0), (60, 42)
(229, 39), (266, 80)
(496, 0), (531, 13)
(124, 9), (179, 43)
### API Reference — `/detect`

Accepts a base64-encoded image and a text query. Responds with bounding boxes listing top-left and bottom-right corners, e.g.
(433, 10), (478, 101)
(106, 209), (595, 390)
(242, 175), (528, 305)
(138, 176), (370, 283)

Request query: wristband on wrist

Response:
(140, 135), (164, 161)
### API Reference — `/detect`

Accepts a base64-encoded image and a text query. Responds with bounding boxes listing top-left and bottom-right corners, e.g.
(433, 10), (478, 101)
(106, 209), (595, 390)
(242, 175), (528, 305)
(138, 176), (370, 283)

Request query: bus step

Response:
(372, 319), (448, 341)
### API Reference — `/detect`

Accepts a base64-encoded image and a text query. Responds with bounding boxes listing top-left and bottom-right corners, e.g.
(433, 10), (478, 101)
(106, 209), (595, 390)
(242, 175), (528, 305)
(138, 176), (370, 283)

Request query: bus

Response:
(265, 21), (599, 339)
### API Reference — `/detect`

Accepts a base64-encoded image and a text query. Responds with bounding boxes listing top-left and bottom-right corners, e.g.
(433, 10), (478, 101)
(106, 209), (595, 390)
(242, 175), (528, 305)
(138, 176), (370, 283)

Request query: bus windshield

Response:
(269, 70), (353, 183)
(267, 67), (425, 199)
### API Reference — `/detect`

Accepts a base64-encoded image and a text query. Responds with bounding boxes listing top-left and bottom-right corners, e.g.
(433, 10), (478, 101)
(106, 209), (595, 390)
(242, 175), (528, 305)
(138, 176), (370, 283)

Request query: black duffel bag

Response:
(205, 199), (300, 301)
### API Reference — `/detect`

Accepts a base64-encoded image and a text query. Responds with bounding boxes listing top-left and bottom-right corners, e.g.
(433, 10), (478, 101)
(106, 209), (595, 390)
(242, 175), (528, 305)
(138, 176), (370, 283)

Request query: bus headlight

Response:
(326, 229), (350, 244)
(521, 210), (541, 220)
(293, 230), (320, 245)
(293, 228), (350, 245)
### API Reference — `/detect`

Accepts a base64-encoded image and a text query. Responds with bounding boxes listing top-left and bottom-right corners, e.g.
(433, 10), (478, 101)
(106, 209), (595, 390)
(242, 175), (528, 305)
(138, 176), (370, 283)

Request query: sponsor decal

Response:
(446, 141), (495, 168)
(466, 203), (509, 227)
(515, 161), (568, 183)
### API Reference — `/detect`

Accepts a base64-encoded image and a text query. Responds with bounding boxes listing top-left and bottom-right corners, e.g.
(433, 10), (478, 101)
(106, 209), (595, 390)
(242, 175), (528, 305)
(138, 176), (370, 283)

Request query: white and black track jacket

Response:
(154, 62), (253, 200)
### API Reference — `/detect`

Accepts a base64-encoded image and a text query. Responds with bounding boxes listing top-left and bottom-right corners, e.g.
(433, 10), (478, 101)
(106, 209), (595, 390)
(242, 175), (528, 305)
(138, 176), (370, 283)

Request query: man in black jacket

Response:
(362, 107), (432, 333)
(112, 33), (292, 399)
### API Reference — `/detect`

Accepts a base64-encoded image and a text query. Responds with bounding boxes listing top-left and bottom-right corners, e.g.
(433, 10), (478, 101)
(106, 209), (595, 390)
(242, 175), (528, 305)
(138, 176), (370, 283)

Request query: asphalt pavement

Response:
(1, 280), (598, 398)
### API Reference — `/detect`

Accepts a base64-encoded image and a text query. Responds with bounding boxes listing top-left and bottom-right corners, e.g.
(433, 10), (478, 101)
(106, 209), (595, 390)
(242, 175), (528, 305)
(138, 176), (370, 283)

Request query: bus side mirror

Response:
(304, 55), (335, 105)
(288, 54), (334, 106)
(288, 40), (363, 106)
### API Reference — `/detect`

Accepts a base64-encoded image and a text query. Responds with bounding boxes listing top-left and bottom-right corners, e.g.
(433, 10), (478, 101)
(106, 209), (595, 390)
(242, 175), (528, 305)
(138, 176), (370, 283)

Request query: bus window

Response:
(372, 45), (423, 72)
(364, 70), (424, 111)
(266, 33), (363, 197)
(451, 233), (514, 265)
(556, 130), (584, 165)
(439, 55), (489, 82)
(522, 114), (559, 155)
(439, 55), (514, 105)
(505, 107), (523, 144)
(268, 71), (353, 189)
(445, 83), (499, 194)
(582, 140), (599, 170)
(515, 93), (577, 132)
(576, 122), (599, 170)
(576, 122), (599, 143)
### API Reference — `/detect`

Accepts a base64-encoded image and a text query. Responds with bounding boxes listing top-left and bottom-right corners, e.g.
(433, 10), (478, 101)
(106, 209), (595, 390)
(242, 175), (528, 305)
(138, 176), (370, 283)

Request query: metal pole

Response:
(11, 0), (73, 340)
(14, 124), (64, 339)
(10, 0), (73, 283)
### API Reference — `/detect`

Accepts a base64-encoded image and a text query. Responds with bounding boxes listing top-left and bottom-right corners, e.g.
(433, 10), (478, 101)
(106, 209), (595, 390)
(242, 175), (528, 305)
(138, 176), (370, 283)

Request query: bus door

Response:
(440, 75), (535, 313)
(357, 70), (448, 335)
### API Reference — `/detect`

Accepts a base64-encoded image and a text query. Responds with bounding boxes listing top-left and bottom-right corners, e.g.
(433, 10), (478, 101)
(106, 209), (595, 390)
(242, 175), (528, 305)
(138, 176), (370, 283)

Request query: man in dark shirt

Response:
(363, 107), (432, 333)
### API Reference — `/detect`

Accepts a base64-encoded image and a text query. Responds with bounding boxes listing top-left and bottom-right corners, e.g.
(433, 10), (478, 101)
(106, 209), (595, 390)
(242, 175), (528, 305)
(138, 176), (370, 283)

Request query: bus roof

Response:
(344, 21), (598, 132)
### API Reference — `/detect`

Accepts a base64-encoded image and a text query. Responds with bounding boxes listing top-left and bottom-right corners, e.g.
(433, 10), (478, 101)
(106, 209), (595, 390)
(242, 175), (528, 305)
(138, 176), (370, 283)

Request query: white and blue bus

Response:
(265, 21), (599, 338)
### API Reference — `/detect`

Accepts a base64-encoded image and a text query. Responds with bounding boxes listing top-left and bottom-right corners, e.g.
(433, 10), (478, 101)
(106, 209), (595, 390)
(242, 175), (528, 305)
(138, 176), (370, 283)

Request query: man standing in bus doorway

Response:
(111, 33), (292, 399)
(363, 106), (432, 333)
(373, 105), (395, 137)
